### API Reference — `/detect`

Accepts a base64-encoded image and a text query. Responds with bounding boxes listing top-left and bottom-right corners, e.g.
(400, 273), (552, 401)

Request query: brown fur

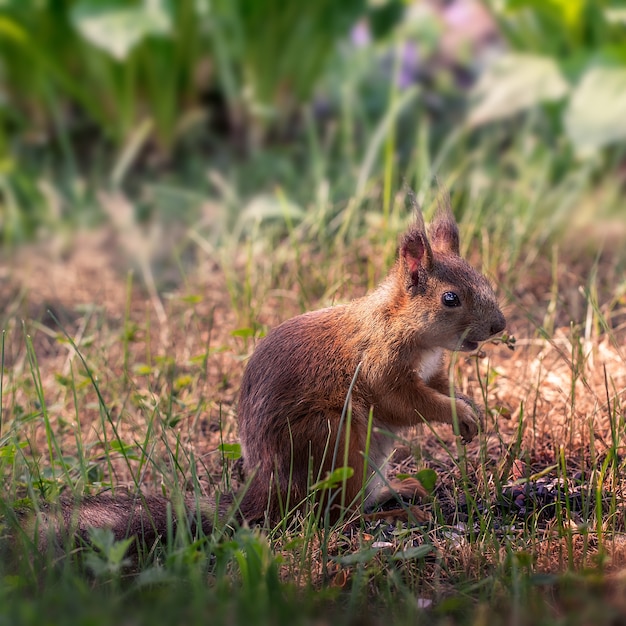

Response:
(24, 199), (506, 549)
(237, 200), (505, 525)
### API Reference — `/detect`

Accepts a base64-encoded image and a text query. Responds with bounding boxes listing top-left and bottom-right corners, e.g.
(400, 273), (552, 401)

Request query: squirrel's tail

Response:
(18, 491), (242, 554)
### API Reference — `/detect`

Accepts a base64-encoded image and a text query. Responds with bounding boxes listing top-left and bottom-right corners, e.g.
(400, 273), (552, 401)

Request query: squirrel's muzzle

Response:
(490, 312), (506, 337)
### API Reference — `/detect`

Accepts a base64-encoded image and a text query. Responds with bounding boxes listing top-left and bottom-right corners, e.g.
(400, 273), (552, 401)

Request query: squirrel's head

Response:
(398, 199), (506, 352)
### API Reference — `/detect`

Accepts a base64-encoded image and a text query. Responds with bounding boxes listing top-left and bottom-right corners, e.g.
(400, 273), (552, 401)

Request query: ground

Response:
(1, 222), (625, 578)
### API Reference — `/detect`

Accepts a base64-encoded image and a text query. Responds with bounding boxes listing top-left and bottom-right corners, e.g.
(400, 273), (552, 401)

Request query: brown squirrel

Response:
(27, 198), (505, 550)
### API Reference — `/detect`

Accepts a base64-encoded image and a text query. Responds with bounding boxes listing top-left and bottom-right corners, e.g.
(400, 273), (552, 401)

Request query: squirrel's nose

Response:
(490, 314), (506, 336)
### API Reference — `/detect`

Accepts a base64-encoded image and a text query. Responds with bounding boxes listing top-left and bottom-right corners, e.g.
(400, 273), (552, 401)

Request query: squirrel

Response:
(24, 197), (505, 551)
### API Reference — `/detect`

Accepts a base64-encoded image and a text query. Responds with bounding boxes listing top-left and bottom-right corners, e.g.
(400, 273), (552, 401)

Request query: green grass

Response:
(1, 5), (626, 623)
(0, 165), (625, 625)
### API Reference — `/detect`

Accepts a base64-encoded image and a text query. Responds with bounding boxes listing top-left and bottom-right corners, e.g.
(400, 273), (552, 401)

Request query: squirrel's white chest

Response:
(417, 348), (443, 383)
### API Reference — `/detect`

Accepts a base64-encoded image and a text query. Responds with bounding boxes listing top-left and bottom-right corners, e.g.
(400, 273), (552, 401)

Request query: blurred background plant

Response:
(0, 0), (624, 251)
(472, 0), (626, 156)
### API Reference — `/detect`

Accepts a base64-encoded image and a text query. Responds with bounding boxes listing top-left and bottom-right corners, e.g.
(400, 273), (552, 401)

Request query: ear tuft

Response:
(429, 191), (460, 255)
(401, 228), (432, 284)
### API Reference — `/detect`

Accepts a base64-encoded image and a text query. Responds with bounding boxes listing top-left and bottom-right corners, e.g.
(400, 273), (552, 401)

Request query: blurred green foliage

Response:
(472, 0), (626, 156)
(0, 0), (624, 247)
(0, 0), (407, 242)
(0, 0), (398, 152)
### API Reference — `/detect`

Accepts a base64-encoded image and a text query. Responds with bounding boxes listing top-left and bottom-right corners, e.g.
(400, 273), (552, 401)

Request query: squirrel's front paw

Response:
(455, 394), (484, 444)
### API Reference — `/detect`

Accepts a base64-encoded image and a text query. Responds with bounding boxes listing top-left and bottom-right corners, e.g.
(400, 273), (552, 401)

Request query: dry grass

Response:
(1, 220), (626, 621)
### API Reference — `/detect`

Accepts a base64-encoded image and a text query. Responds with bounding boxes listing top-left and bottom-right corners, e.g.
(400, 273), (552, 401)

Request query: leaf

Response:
(0, 441), (28, 461)
(218, 442), (242, 460)
(564, 65), (626, 155)
(71, 0), (172, 61)
(334, 548), (379, 565)
(392, 544), (433, 561)
(310, 466), (354, 491)
(85, 527), (134, 572)
(415, 468), (437, 494)
(468, 53), (569, 127)
(395, 473), (412, 481)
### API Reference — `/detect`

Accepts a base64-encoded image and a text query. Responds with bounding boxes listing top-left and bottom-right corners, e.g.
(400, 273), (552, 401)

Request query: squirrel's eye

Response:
(442, 291), (461, 308)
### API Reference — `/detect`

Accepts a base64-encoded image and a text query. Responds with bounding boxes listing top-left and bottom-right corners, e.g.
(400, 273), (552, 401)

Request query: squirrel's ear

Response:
(401, 222), (433, 283)
(429, 194), (460, 255)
